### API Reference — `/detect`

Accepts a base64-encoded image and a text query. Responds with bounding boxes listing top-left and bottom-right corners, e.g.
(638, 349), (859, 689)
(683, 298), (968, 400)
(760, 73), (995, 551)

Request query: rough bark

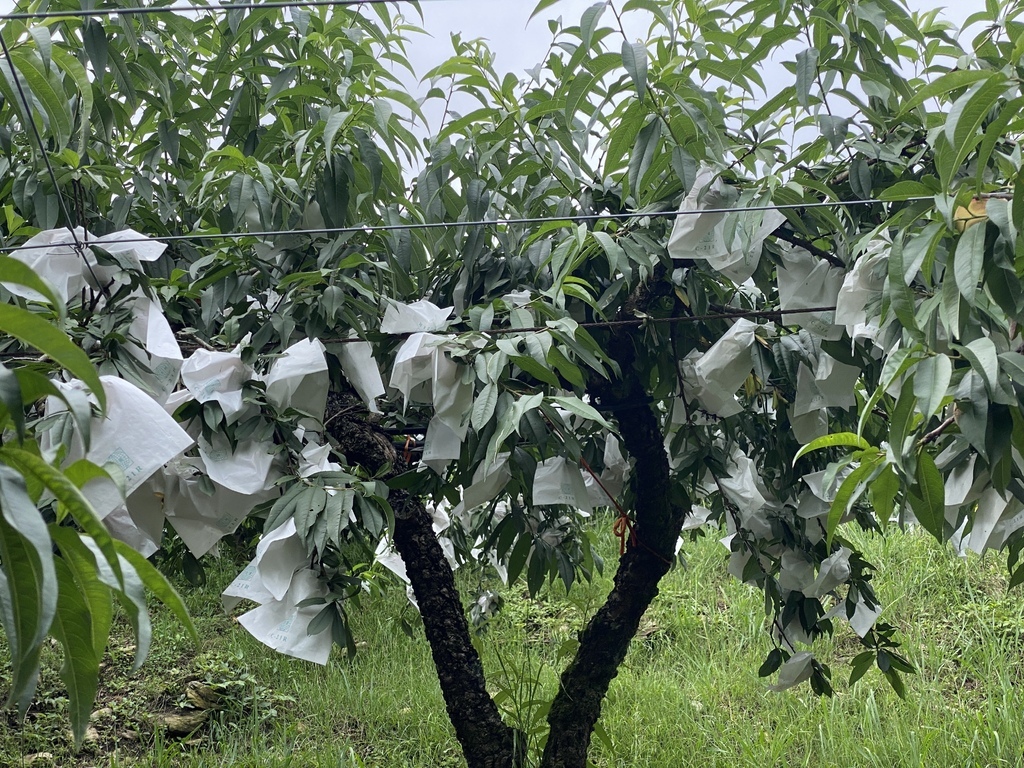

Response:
(540, 315), (688, 768)
(326, 393), (519, 768)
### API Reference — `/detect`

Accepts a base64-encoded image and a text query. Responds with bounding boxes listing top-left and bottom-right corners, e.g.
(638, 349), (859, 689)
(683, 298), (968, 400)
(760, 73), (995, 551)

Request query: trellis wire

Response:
(1, 0), (424, 22)
(0, 196), (932, 256)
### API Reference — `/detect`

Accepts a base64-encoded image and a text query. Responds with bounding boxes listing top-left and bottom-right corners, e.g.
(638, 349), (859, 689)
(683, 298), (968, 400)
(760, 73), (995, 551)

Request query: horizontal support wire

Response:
(316, 305), (841, 343)
(0, 197), (932, 255)
(0, 305), (840, 360)
(1, 0), (422, 22)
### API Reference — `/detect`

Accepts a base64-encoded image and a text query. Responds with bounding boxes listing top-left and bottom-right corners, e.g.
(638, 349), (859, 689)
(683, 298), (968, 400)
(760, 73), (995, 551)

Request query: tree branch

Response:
(325, 392), (520, 768)
(772, 227), (846, 269)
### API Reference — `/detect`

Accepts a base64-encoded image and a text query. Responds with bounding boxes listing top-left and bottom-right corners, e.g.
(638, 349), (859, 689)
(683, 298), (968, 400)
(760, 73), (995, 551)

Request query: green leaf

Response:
(0, 447), (122, 585)
(6, 49), (73, 149)
(0, 363), (25, 440)
(955, 370), (988, 457)
(975, 96), (1024, 185)
(0, 465), (56, 715)
(868, 464), (900, 528)
(912, 451), (945, 541)
(487, 393), (544, 467)
(621, 41), (647, 101)
(0, 304), (104, 410)
(953, 222), (986, 305)
(471, 382), (498, 432)
(826, 457), (881, 545)
(887, 236), (919, 337)
(959, 337), (999, 395)
(795, 48), (819, 108)
(49, 527), (112, 671)
(82, 19), (108, 77)
(627, 117), (661, 201)
(548, 395), (613, 430)
(511, 354), (561, 389)
(529, 0), (565, 21)
(999, 351), (1024, 384)
(0, 254), (64, 313)
(793, 432), (872, 464)
(50, 558), (100, 749)
(913, 354), (951, 418)
(897, 69), (994, 117)
(580, 2), (607, 49)
(943, 75), (1009, 188)
(877, 180), (933, 202)
(51, 46), (93, 153)
(112, 541), (199, 647)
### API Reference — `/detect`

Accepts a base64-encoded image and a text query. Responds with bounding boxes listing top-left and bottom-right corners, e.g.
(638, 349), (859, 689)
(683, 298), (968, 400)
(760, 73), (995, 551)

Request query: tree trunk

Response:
(540, 324), (688, 768)
(327, 395), (519, 768)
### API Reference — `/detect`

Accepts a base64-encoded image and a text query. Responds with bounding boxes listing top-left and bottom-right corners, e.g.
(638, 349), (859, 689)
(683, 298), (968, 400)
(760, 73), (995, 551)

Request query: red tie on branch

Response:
(579, 455), (635, 556)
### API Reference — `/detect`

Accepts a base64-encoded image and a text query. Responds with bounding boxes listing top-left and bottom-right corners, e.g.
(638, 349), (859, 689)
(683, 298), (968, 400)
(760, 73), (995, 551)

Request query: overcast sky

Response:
(0, 0), (993, 133)
(404, 0), (986, 86)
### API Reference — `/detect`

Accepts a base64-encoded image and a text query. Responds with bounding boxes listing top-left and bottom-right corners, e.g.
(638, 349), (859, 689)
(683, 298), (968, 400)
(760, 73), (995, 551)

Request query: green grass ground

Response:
(3, 523), (1024, 767)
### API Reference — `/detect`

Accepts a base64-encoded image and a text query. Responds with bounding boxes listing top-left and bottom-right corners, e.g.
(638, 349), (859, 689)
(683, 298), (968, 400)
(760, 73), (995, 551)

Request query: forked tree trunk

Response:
(392, 491), (522, 768)
(328, 297), (685, 768)
(327, 397), (519, 768)
(540, 334), (687, 767)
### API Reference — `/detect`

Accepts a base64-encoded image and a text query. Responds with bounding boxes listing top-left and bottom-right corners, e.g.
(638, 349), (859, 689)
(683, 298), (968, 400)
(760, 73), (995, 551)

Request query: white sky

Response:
(0, 0), (992, 136)
(404, 0), (987, 83)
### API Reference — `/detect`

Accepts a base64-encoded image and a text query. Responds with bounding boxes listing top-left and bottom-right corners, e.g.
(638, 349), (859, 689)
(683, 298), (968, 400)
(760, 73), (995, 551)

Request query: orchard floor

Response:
(2, 523), (1024, 767)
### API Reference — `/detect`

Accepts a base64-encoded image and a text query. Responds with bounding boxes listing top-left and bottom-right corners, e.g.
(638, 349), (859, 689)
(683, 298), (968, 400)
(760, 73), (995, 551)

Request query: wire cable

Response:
(1, 0), (419, 22)
(0, 196), (932, 256)
(316, 305), (841, 343)
(0, 34), (111, 294)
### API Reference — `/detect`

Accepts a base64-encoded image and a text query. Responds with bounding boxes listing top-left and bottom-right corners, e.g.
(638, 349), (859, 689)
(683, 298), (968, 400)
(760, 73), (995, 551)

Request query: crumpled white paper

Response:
(298, 438), (342, 478)
(685, 319), (757, 417)
(770, 651), (816, 691)
(791, 409), (828, 445)
(452, 452), (512, 520)
(533, 456), (592, 512)
(165, 457), (277, 557)
(967, 488), (1020, 554)
(198, 434), (280, 496)
(718, 446), (772, 538)
(222, 519), (333, 664)
(585, 436), (630, 508)
(4, 228), (166, 304)
(835, 246), (887, 342)
(777, 245), (844, 339)
(4, 227), (88, 303)
(124, 295), (183, 403)
(667, 169), (785, 282)
(180, 348), (252, 423)
(431, 352), (473, 440)
(262, 339), (329, 425)
(823, 596), (882, 638)
(104, 502), (163, 559)
(380, 299), (453, 334)
(778, 551), (816, 593)
(421, 416), (463, 475)
(234, 569), (333, 665)
(802, 547), (852, 598)
(682, 505), (715, 532)
(53, 375), (194, 520)
(374, 503), (458, 601)
(944, 454), (979, 507)
(389, 332), (446, 406)
(329, 338), (386, 414)
(793, 353), (860, 417)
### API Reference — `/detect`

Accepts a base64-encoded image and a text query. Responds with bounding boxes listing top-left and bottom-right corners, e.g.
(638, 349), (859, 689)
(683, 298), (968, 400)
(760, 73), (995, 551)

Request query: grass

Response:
(3, 522), (1024, 767)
